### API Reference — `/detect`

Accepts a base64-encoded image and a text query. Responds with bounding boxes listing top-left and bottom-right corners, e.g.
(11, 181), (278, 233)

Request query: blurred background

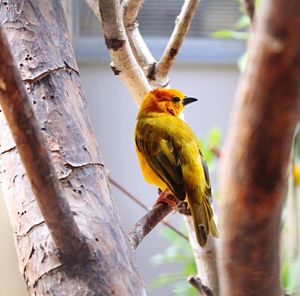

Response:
(0, 0), (245, 295)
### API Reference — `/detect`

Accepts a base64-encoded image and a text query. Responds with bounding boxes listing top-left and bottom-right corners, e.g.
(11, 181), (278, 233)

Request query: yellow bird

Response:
(135, 88), (218, 247)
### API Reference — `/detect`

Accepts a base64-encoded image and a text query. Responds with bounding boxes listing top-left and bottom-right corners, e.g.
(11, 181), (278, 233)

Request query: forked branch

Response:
(0, 27), (89, 260)
(121, 0), (156, 75)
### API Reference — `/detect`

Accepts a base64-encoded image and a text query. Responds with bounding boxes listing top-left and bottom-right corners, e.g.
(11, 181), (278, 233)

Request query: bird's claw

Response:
(155, 189), (178, 209)
(178, 201), (191, 216)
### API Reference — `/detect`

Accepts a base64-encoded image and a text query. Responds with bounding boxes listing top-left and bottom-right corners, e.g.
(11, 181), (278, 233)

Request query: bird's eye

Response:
(172, 96), (180, 103)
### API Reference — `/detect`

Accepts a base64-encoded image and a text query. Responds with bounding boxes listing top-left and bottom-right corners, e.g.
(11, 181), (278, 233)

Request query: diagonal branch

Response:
(98, 0), (151, 104)
(187, 276), (213, 296)
(128, 202), (173, 250)
(154, 0), (200, 85)
(0, 27), (89, 260)
(121, 0), (156, 77)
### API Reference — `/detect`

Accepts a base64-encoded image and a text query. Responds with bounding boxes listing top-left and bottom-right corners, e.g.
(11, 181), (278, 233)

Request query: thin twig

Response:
(0, 28), (89, 260)
(97, 0), (151, 104)
(187, 276), (213, 296)
(109, 177), (188, 241)
(243, 0), (255, 21)
(155, 0), (200, 85)
(121, 0), (156, 76)
(128, 202), (173, 250)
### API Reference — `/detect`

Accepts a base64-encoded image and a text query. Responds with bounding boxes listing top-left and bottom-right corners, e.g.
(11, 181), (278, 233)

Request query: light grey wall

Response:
(79, 62), (239, 294)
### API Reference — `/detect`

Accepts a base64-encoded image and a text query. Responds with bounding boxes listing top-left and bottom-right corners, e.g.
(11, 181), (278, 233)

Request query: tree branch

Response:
(121, 0), (156, 77)
(187, 276), (213, 296)
(98, 0), (151, 104)
(128, 202), (173, 250)
(219, 0), (300, 294)
(0, 27), (88, 259)
(154, 0), (200, 85)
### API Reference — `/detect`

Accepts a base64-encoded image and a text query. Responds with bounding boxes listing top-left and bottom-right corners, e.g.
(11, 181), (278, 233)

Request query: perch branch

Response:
(121, 0), (156, 76)
(128, 202), (173, 250)
(219, 0), (300, 294)
(98, 0), (151, 104)
(109, 177), (188, 241)
(243, 0), (255, 21)
(0, 27), (89, 260)
(155, 0), (200, 86)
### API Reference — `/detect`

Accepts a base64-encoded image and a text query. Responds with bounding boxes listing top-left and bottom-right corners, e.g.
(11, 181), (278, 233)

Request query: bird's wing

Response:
(200, 152), (212, 202)
(135, 132), (186, 200)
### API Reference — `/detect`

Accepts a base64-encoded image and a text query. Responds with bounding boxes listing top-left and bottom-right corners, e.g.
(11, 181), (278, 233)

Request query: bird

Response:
(134, 88), (218, 247)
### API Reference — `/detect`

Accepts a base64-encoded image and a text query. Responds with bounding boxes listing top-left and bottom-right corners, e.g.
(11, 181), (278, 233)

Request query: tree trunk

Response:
(0, 1), (146, 295)
(219, 0), (300, 295)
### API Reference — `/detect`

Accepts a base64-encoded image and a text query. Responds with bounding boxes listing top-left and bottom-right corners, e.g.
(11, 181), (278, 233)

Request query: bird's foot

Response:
(155, 188), (178, 209)
(177, 201), (191, 216)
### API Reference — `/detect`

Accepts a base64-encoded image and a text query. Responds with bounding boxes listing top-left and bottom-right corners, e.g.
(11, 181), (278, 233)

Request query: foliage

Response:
(149, 128), (221, 295)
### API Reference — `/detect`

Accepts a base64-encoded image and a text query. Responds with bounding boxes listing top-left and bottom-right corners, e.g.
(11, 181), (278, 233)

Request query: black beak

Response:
(182, 96), (198, 106)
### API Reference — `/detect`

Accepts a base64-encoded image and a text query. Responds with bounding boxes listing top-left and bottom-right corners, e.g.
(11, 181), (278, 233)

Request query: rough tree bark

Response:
(0, 26), (89, 260)
(219, 0), (300, 295)
(0, 1), (146, 295)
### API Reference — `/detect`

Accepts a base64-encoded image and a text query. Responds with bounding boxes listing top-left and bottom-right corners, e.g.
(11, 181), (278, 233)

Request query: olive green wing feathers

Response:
(135, 134), (186, 200)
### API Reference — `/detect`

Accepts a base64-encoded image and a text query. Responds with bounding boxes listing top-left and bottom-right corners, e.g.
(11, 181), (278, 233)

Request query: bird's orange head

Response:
(137, 88), (198, 118)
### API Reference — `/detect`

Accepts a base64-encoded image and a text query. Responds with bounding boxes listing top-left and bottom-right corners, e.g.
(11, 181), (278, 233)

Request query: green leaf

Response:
(212, 30), (249, 40)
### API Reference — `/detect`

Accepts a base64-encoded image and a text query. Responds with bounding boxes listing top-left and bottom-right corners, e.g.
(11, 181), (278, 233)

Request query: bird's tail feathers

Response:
(188, 191), (218, 247)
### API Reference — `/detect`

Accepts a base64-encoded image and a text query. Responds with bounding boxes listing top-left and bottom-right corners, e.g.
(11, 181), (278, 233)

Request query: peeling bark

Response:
(0, 0), (146, 295)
